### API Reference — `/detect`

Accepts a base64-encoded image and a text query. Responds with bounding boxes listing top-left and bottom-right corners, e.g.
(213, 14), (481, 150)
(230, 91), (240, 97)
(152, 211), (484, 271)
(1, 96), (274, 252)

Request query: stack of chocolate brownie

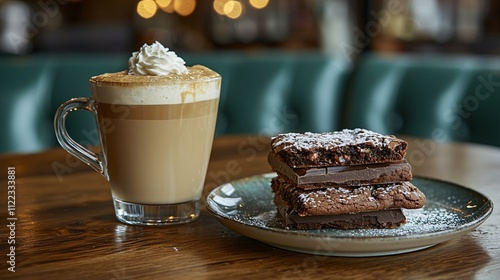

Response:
(268, 128), (426, 229)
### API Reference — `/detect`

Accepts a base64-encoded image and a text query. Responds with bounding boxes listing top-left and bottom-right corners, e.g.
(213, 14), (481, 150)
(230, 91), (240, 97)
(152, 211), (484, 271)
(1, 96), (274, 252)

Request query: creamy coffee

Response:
(90, 65), (220, 204)
(55, 41), (220, 225)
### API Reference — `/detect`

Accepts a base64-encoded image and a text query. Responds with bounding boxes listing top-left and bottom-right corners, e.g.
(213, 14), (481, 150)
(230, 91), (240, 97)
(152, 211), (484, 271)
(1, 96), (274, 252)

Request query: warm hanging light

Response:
(137, 0), (158, 19)
(174, 0), (196, 16)
(223, 0), (242, 19)
(249, 0), (269, 9)
(213, 0), (229, 15)
(156, 0), (174, 13)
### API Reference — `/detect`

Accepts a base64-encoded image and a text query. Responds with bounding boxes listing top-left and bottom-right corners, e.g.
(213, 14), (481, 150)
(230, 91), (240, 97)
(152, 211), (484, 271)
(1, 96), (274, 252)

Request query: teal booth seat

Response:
(0, 54), (128, 153)
(1, 51), (500, 154)
(460, 68), (500, 147)
(0, 58), (53, 153)
(344, 53), (500, 147)
(0, 52), (350, 153)
(182, 52), (349, 135)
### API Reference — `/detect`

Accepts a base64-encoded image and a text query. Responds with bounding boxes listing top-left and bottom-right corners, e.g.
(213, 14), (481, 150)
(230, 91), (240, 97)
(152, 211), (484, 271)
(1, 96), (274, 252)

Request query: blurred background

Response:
(1, 0), (499, 58)
(2, 0), (500, 153)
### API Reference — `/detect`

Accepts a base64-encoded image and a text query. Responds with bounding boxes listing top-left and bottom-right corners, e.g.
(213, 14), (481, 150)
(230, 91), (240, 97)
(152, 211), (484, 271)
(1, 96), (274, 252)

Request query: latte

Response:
(55, 42), (220, 225)
(90, 66), (220, 204)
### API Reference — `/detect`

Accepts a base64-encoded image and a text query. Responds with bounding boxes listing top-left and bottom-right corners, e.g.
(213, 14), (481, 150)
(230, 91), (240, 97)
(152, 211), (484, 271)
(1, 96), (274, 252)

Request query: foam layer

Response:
(90, 65), (221, 105)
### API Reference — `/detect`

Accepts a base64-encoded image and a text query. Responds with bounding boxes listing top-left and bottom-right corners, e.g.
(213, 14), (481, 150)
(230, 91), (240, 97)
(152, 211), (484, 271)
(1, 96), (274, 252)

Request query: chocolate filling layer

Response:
(268, 154), (412, 189)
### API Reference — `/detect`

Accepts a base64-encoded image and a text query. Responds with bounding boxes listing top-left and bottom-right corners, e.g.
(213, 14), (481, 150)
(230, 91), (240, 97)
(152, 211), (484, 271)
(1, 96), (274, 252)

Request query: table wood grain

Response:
(0, 135), (499, 279)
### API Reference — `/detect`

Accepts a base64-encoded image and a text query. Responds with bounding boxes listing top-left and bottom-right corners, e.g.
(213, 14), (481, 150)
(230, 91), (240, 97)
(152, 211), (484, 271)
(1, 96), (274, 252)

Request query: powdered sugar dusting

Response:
(230, 207), (463, 237)
(271, 128), (401, 152)
(248, 210), (278, 227)
(317, 207), (463, 237)
(298, 185), (371, 204)
(292, 181), (426, 215)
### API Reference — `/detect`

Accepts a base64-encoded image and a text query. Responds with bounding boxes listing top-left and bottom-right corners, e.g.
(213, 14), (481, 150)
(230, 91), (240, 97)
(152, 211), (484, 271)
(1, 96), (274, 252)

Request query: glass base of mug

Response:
(113, 198), (200, 226)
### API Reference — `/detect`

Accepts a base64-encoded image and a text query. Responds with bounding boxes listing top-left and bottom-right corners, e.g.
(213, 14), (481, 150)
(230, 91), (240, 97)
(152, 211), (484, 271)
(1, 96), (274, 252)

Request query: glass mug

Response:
(54, 68), (221, 225)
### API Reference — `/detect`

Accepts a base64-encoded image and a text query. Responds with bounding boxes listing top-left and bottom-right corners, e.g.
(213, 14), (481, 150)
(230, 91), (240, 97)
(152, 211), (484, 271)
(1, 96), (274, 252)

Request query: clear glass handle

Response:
(54, 97), (105, 176)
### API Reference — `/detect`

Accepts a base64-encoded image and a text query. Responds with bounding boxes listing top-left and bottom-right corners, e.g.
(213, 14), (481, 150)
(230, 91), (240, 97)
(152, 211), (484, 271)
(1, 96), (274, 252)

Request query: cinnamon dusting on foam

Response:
(89, 65), (221, 105)
(90, 65), (220, 87)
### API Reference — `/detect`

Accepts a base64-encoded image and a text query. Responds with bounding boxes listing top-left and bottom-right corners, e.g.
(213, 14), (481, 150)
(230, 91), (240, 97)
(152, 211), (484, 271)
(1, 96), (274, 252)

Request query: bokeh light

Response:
(155, 0), (174, 13)
(213, 0), (229, 16)
(135, 0), (256, 19)
(249, 0), (269, 9)
(174, 0), (196, 16)
(137, 0), (158, 19)
(224, 0), (243, 19)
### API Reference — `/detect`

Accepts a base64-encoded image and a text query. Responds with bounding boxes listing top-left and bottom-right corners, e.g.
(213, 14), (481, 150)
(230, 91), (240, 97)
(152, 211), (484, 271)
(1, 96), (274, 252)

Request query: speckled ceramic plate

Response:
(206, 173), (493, 257)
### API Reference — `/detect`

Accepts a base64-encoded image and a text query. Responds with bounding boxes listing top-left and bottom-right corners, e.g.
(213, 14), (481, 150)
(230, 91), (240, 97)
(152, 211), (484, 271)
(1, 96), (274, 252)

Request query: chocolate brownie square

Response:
(270, 129), (408, 168)
(271, 177), (426, 216)
(268, 129), (425, 230)
(275, 195), (406, 229)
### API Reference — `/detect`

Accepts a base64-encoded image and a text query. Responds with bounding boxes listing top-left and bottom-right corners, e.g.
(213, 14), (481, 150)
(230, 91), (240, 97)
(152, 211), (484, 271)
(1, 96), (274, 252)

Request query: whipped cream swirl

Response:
(128, 41), (188, 76)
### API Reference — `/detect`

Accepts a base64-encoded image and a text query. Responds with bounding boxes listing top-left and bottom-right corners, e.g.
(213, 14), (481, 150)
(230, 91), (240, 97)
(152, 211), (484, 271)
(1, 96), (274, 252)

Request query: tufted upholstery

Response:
(1, 52), (499, 154)
(0, 57), (53, 153)
(185, 52), (350, 135)
(344, 53), (500, 146)
(0, 52), (350, 153)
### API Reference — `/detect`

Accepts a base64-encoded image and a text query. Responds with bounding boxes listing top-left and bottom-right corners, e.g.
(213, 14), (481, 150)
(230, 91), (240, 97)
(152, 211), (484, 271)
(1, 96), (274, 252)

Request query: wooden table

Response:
(1, 135), (499, 279)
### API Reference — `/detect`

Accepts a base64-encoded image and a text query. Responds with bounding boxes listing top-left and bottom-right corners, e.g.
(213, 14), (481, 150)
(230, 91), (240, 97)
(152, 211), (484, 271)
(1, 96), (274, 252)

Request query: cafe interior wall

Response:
(1, 0), (499, 57)
(2, 0), (500, 151)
